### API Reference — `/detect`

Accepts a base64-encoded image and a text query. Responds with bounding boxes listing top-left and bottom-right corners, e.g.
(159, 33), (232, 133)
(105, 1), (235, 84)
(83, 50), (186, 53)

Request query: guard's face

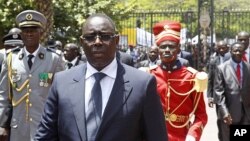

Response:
(158, 40), (179, 64)
(21, 26), (41, 48)
(231, 43), (244, 63)
(80, 17), (119, 71)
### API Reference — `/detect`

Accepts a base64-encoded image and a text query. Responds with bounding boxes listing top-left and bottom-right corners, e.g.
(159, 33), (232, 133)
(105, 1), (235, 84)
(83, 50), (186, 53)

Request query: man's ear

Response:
(114, 34), (120, 45)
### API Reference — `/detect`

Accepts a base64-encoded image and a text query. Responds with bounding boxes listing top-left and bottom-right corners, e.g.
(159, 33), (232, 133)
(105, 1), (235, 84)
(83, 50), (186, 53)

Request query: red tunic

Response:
(150, 66), (208, 141)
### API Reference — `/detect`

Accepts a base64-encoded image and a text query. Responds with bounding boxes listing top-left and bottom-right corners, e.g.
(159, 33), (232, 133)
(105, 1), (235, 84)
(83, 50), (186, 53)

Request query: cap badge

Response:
(26, 14), (33, 21)
(164, 25), (170, 30)
(12, 34), (18, 39)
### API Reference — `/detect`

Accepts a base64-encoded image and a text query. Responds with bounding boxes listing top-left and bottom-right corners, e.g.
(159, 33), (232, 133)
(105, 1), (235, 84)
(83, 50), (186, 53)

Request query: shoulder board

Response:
(6, 47), (21, 54)
(186, 67), (198, 74)
(149, 65), (158, 70)
(46, 47), (62, 55)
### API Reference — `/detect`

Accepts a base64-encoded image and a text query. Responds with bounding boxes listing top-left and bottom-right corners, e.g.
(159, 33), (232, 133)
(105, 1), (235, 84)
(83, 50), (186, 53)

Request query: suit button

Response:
(29, 103), (32, 107)
(29, 74), (32, 77)
(29, 118), (33, 121)
(29, 89), (32, 92)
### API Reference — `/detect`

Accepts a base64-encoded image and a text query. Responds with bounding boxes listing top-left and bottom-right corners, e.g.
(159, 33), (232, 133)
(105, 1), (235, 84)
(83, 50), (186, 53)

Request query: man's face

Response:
(217, 42), (228, 56)
(237, 34), (249, 50)
(231, 43), (244, 63)
(63, 45), (78, 62)
(148, 47), (159, 62)
(158, 40), (179, 64)
(21, 26), (41, 48)
(80, 16), (118, 71)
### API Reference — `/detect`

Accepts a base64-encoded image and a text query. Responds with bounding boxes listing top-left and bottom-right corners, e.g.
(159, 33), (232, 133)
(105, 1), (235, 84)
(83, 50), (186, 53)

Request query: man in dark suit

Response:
(35, 13), (167, 141)
(214, 42), (250, 141)
(237, 31), (250, 62)
(63, 43), (85, 69)
(178, 49), (194, 67)
(116, 50), (134, 67)
(206, 40), (230, 141)
(137, 45), (159, 68)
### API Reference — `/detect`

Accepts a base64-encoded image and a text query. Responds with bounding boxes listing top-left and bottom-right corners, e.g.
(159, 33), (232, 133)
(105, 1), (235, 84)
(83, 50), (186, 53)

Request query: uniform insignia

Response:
(12, 34), (18, 39)
(26, 14), (33, 20)
(186, 67), (198, 74)
(19, 53), (24, 60)
(38, 53), (44, 59)
(39, 72), (53, 87)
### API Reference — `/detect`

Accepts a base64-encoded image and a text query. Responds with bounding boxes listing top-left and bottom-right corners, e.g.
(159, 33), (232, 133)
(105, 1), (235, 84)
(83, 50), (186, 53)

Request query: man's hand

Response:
(208, 100), (214, 108)
(223, 114), (232, 125)
(0, 127), (9, 141)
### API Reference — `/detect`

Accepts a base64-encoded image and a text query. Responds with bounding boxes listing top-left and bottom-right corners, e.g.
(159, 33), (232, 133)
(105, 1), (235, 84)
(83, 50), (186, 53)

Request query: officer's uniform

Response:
(0, 10), (65, 141)
(150, 20), (208, 141)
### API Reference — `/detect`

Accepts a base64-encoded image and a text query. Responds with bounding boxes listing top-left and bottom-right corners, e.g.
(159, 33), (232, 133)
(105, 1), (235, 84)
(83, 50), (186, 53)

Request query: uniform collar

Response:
(160, 58), (182, 72)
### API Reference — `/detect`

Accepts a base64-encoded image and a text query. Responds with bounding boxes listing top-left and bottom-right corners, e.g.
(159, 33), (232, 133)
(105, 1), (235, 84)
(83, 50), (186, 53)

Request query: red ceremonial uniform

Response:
(150, 65), (207, 141)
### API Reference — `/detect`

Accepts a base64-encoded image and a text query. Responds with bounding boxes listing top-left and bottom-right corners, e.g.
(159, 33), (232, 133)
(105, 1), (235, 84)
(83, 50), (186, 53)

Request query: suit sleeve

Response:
(214, 65), (229, 117)
(0, 59), (12, 128)
(207, 59), (215, 98)
(34, 74), (59, 141)
(142, 75), (168, 141)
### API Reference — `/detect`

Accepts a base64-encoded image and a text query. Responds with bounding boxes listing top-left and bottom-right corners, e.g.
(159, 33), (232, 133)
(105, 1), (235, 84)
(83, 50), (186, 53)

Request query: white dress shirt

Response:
(85, 58), (117, 116)
(24, 45), (40, 63)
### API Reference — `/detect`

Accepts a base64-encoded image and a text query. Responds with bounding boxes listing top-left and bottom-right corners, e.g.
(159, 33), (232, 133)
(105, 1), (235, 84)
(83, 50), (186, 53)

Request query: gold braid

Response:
(165, 78), (202, 128)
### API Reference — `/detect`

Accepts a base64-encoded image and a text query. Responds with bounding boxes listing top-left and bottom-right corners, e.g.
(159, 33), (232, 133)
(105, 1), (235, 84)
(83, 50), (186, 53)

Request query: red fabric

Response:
(150, 66), (208, 141)
(236, 64), (241, 84)
(242, 52), (247, 62)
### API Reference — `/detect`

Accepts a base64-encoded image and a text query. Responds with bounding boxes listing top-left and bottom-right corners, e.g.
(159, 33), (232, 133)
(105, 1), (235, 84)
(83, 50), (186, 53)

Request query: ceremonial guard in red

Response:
(149, 21), (208, 141)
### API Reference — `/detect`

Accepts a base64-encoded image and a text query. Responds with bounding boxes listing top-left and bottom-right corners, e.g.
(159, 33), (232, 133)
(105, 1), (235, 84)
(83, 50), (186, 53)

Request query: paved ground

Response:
(200, 94), (219, 141)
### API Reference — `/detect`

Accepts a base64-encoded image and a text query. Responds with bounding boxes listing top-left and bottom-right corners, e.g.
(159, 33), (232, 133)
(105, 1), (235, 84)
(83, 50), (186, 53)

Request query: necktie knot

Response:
(93, 72), (106, 82)
(67, 62), (73, 69)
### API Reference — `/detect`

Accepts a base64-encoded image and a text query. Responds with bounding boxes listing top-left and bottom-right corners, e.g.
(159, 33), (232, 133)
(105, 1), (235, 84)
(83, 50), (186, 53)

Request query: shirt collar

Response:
(86, 58), (117, 79)
(24, 45), (40, 57)
(69, 57), (78, 66)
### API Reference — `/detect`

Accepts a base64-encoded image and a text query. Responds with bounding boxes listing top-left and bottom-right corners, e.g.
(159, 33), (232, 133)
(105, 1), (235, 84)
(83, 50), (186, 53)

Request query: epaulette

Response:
(186, 67), (198, 74)
(6, 46), (21, 54)
(46, 47), (62, 56)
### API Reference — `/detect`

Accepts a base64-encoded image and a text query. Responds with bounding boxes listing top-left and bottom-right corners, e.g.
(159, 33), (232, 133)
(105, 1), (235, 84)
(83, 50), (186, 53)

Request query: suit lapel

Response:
(227, 61), (240, 85)
(69, 65), (87, 141)
(96, 62), (132, 140)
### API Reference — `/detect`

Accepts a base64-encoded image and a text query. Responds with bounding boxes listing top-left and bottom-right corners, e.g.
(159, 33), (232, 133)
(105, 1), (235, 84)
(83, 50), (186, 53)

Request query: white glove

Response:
(185, 135), (196, 141)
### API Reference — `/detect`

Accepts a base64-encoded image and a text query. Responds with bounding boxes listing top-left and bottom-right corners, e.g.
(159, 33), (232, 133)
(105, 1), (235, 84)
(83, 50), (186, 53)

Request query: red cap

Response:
(153, 20), (181, 46)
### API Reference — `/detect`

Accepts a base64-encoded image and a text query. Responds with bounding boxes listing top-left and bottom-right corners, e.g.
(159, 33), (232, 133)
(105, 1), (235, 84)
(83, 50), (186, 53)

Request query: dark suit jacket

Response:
(116, 51), (134, 67)
(214, 59), (250, 123)
(35, 61), (167, 141)
(207, 52), (230, 99)
(180, 50), (193, 67)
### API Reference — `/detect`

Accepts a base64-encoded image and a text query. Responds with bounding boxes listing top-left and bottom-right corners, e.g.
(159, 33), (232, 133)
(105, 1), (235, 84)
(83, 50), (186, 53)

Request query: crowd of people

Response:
(0, 9), (249, 141)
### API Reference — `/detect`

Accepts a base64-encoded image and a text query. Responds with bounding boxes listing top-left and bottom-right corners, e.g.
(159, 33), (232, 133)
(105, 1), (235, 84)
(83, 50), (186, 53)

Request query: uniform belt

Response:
(165, 113), (189, 123)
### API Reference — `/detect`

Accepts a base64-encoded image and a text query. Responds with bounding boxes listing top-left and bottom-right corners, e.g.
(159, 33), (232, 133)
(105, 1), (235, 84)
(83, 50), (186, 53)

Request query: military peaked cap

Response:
(16, 10), (47, 28)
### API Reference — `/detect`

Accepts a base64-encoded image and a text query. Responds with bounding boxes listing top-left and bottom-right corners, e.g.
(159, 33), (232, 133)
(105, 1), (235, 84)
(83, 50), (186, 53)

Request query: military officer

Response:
(0, 28), (23, 72)
(149, 20), (208, 141)
(0, 10), (65, 141)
